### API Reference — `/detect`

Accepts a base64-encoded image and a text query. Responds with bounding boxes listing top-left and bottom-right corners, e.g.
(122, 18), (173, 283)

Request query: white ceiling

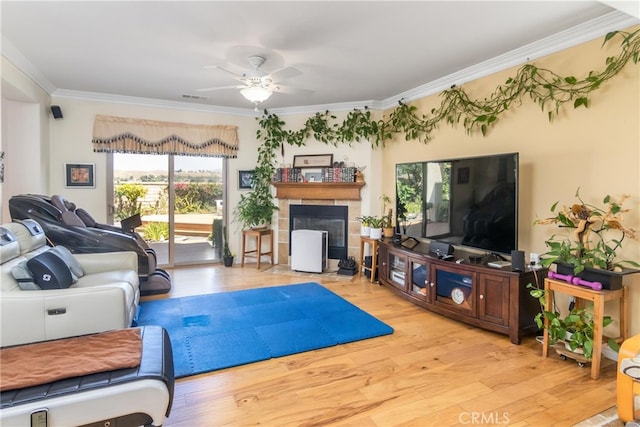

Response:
(1, 1), (638, 114)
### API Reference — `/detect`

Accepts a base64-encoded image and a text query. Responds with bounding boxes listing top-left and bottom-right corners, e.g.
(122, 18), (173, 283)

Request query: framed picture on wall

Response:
(65, 163), (95, 188)
(238, 170), (255, 190)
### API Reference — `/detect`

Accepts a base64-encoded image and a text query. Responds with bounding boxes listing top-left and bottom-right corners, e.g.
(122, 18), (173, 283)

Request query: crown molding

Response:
(53, 88), (384, 117)
(379, 10), (639, 110)
(1, 36), (57, 94)
(268, 99), (384, 116)
(6, 10), (637, 117)
(52, 89), (253, 116)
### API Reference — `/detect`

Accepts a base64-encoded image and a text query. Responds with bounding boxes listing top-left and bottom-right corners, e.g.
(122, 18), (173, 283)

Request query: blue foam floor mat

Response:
(136, 282), (394, 377)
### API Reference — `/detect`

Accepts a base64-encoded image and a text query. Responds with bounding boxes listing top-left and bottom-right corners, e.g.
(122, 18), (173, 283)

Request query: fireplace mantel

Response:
(272, 182), (365, 200)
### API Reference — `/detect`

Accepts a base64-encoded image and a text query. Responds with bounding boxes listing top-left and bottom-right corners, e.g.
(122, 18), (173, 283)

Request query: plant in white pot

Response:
(357, 216), (373, 237)
(368, 216), (384, 240)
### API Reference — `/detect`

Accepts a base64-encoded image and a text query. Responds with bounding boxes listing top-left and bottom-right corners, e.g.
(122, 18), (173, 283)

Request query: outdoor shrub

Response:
(143, 221), (169, 242)
(171, 182), (222, 213)
(114, 183), (147, 220)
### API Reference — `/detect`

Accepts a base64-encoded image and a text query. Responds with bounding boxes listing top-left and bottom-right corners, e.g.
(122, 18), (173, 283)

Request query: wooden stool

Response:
(241, 228), (274, 269)
(358, 236), (379, 283)
(542, 278), (627, 380)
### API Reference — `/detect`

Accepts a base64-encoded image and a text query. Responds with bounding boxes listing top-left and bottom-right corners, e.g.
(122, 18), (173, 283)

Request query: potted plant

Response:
(528, 284), (613, 360)
(368, 216), (384, 239)
(235, 189), (277, 230)
(357, 216), (373, 236)
(534, 188), (639, 289)
(381, 215), (394, 238)
(222, 225), (234, 267)
(380, 194), (395, 238)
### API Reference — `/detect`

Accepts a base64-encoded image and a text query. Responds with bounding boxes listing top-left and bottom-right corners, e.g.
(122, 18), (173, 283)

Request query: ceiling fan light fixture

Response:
(240, 86), (273, 104)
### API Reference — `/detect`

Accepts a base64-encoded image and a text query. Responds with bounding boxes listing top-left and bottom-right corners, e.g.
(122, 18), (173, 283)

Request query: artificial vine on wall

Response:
(236, 29), (640, 227)
(261, 30), (639, 146)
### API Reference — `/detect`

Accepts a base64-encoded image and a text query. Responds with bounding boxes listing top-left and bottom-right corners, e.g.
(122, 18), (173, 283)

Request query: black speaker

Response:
(50, 105), (63, 119)
(429, 240), (454, 258)
(364, 255), (378, 280)
(511, 250), (525, 272)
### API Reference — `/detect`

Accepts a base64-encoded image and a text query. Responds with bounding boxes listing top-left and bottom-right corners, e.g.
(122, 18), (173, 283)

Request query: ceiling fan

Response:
(198, 55), (303, 106)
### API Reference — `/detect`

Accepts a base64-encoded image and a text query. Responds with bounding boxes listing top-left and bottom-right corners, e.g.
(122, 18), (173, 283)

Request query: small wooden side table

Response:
(241, 228), (274, 270)
(542, 278), (627, 380)
(358, 236), (379, 283)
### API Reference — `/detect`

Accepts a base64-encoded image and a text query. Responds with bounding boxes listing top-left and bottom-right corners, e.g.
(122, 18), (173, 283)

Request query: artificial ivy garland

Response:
(259, 30), (638, 146)
(236, 30), (639, 227)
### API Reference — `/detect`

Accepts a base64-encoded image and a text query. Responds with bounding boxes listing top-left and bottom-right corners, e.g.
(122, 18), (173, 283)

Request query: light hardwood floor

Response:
(147, 263), (623, 427)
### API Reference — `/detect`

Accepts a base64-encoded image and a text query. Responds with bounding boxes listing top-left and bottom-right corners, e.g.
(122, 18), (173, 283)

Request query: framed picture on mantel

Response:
(293, 154), (333, 168)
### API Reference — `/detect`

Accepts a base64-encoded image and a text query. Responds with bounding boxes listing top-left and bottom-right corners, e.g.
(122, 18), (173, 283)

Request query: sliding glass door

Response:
(111, 153), (225, 267)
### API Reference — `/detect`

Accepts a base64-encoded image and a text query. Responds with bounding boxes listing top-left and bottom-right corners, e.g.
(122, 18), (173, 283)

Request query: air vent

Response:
(181, 94), (208, 100)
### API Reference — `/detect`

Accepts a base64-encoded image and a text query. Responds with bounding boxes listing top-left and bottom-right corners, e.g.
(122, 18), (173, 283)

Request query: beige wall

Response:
(380, 27), (640, 335)
(1, 57), (52, 222)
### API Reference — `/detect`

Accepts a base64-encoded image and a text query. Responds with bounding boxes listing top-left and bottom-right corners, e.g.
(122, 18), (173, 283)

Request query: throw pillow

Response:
(49, 246), (84, 280)
(11, 261), (41, 290)
(27, 251), (74, 290)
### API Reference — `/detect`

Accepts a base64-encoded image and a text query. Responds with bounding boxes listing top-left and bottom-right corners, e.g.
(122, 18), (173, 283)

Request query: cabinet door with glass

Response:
(432, 264), (477, 317)
(386, 252), (408, 292)
(408, 257), (431, 302)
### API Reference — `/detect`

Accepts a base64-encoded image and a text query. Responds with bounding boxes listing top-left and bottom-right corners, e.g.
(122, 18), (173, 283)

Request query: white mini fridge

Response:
(291, 229), (328, 273)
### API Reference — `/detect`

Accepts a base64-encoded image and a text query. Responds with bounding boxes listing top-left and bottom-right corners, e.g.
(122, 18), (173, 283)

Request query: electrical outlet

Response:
(530, 253), (540, 266)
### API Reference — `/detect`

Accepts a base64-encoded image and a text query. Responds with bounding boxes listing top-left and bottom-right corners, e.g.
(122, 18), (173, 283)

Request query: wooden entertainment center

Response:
(378, 239), (541, 344)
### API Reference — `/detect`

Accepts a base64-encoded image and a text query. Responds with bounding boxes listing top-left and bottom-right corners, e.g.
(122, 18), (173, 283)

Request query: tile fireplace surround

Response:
(277, 198), (362, 270)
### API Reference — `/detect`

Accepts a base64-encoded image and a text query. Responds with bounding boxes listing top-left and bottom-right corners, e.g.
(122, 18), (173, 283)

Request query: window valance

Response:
(92, 115), (238, 158)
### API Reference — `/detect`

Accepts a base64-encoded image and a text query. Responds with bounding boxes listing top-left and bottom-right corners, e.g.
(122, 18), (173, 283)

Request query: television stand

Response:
(377, 239), (542, 344)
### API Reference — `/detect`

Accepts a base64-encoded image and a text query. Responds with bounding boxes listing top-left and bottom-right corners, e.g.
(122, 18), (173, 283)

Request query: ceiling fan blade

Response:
(268, 66), (301, 83)
(275, 85), (314, 96)
(196, 85), (244, 92)
(209, 65), (246, 78)
(203, 65), (248, 84)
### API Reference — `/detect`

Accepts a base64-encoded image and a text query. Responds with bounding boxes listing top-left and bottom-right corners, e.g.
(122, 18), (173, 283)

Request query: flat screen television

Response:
(396, 152), (518, 254)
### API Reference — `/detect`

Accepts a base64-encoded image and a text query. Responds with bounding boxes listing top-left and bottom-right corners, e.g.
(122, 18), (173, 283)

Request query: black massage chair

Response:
(8, 194), (171, 296)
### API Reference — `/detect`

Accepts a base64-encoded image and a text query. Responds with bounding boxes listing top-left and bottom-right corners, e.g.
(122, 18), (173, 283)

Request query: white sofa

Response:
(0, 220), (140, 347)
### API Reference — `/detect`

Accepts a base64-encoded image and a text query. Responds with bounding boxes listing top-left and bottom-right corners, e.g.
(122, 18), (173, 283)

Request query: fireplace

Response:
(289, 204), (348, 260)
